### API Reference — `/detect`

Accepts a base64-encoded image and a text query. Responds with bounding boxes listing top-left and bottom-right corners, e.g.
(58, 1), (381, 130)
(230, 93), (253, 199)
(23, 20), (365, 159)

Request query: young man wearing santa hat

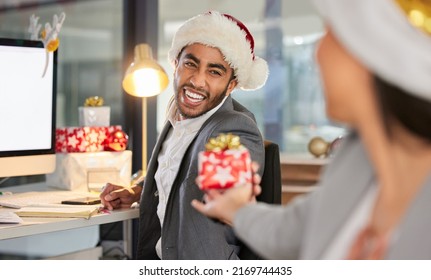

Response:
(100, 11), (269, 260)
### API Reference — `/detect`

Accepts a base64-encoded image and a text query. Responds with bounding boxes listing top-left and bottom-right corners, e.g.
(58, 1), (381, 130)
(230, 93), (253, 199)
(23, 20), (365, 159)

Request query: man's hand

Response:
(99, 182), (142, 210)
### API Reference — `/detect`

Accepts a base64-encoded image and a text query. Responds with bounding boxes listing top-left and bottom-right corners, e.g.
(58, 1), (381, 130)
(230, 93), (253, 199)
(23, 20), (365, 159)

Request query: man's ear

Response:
(173, 59), (180, 77)
(225, 79), (238, 97)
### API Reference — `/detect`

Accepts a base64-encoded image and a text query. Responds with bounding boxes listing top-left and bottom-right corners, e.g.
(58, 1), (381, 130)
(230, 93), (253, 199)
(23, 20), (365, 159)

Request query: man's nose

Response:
(190, 69), (206, 89)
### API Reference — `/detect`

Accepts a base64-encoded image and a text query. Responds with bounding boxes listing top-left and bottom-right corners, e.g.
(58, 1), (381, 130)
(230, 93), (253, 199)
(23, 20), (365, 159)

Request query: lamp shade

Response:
(122, 44), (169, 97)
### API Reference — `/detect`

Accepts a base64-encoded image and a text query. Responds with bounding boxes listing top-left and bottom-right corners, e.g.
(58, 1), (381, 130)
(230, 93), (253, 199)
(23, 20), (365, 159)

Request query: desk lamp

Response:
(122, 43), (169, 176)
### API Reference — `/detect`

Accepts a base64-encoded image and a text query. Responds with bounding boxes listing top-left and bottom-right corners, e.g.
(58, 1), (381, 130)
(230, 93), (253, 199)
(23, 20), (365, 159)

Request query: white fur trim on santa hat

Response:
(168, 11), (269, 91)
(313, 0), (431, 101)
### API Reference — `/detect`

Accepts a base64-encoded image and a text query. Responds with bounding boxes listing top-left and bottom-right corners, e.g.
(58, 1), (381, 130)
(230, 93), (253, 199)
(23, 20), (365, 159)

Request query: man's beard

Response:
(175, 83), (229, 119)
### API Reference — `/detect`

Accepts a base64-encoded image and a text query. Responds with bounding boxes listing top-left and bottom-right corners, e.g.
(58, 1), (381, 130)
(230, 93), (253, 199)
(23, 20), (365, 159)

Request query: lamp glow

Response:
(122, 43), (169, 175)
(132, 69), (165, 96)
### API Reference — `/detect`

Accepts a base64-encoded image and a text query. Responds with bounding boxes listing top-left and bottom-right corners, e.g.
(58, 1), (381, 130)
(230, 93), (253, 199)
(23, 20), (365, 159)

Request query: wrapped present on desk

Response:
(197, 133), (252, 191)
(55, 125), (125, 153)
(78, 96), (110, 127)
(45, 150), (132, 192)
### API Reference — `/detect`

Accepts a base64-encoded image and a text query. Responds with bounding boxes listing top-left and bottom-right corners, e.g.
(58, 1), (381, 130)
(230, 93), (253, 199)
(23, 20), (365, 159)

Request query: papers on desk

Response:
(0, 191), (101, 209)
(0, 190), (104, 220)
(14, 205), (101, 220)
(0, 211), (23, 224)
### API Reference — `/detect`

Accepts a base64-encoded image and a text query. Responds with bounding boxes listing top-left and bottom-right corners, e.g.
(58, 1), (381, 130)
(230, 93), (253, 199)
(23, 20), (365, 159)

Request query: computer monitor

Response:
(0, 38), (57, 178)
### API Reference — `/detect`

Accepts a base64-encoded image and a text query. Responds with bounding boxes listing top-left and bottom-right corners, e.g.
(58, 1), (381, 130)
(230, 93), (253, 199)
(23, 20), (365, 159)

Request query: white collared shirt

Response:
(154, 96), (227, 258)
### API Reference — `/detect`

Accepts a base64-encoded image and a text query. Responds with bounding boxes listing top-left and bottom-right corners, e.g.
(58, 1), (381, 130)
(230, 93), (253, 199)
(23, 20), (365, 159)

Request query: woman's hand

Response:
(191, 162), (262, 225)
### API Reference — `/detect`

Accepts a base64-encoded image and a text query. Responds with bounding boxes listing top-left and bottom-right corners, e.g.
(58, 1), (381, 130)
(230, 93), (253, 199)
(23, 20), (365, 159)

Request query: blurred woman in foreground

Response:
(192, 0), (431, 259)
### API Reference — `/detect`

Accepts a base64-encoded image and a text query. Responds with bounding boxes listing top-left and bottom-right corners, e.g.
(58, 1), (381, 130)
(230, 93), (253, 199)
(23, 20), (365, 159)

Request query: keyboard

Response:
(0, 191), (100, 209)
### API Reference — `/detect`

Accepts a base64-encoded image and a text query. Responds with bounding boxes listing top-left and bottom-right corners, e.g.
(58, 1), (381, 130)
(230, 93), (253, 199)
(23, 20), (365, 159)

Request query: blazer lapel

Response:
(302, 134), (375, 259)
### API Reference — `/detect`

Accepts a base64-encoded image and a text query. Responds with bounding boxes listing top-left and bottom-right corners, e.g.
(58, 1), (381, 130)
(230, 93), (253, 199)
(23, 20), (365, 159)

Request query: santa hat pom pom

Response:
(241, 56), (269, 91)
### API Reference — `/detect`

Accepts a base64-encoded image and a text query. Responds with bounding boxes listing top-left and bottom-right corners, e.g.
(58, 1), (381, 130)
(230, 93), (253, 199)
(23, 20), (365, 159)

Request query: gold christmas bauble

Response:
(308, 137), (329, 158)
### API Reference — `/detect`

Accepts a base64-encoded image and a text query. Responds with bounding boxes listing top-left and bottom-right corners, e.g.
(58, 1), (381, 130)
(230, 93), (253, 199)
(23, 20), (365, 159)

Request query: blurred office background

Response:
(0, 0), (345, 171)
(0, 0), (346, 259)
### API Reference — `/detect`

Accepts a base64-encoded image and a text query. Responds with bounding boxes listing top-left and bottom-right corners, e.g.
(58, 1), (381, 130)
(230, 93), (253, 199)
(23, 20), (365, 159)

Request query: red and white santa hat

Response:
(168, 11), (269, 91)
(313, 0), (431, 101)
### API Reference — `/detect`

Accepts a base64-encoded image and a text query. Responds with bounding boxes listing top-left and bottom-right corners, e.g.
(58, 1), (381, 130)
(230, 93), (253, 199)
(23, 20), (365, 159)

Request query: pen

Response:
(132, 175), (145, 186)
(130, 170), (145, 186)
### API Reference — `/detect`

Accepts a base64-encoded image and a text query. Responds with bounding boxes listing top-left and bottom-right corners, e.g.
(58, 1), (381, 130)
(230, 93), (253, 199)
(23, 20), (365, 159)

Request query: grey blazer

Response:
(234, 132), (431, 259)
(136, 96), (265, 260)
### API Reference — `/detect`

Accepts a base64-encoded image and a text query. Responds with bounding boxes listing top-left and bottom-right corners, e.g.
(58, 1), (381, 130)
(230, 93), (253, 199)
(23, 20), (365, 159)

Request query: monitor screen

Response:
(0, 38), (57, 178)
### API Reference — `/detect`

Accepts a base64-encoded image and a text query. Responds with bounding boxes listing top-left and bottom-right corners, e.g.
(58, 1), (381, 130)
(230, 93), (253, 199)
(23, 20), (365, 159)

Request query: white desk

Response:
(0, 208), (139, 240)
(0, 182), (139, 258)
(0, 207), (138, 258)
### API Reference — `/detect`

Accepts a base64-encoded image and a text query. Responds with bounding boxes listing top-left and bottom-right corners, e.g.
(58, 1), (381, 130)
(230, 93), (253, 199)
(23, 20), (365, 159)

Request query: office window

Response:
(157, 0), (346, 155)
(0, 0), (124, 185)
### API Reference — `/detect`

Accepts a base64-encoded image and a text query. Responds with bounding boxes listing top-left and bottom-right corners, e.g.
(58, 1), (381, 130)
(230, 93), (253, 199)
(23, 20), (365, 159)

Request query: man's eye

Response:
(210, 70), (222, 76)
(184, 61), (197, 67)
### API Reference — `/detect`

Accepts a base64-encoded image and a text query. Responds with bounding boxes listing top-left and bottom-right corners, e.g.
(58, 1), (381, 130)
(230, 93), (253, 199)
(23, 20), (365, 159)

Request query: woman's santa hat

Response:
(313, 0), (431, 101)
(168, 11), (269, 91)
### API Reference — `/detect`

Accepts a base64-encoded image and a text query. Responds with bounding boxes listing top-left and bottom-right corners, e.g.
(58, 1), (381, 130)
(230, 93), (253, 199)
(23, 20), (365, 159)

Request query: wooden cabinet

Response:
(280, 154), (328, 204)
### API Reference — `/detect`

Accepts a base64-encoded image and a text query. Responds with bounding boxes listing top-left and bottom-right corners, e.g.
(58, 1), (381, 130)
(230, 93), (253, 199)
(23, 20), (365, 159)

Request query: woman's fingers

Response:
(251, 161), (260, 173)
(191, 199), (207, 214)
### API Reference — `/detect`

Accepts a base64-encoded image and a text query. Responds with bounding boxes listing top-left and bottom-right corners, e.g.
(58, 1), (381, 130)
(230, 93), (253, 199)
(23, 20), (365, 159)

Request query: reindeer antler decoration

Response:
(28, 12), (66, 77)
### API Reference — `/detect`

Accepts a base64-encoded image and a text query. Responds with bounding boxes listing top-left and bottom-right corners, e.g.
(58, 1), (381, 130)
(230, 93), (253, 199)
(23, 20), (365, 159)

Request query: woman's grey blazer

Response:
(235, 133), (431, 259)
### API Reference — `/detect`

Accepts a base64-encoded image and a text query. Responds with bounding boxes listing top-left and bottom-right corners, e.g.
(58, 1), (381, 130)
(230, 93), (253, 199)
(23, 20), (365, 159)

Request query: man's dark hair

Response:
(374, 75), (431, 141)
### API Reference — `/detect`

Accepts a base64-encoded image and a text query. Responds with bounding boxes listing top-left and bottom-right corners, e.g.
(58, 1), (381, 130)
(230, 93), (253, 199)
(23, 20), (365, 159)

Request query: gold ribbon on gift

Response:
(84, 96), (104, 107)
(395, 0), (431, 35)
(205, 133), (242, 152)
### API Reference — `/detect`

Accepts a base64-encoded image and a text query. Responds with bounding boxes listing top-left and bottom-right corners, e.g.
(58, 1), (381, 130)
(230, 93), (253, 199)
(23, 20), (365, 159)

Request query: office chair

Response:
(257, 140), (282, 204)
(239, 140), (282, 259)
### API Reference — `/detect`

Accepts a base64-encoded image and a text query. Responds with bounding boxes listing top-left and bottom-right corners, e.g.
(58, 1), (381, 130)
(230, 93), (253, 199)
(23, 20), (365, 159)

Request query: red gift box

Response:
(55, 125), (122, 153)
(198, 146), (252, 191)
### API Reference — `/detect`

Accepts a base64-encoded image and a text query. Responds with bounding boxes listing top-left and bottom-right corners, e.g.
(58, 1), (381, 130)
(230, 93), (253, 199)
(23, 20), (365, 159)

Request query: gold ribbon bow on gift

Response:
(84, 96), (104, 107)
(205, 133), (242, 152)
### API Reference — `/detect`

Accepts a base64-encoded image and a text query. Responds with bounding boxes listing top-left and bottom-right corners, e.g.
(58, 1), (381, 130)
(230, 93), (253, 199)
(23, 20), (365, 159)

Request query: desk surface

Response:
(0, 207), (139, 241)
(0, 182), (139, 241)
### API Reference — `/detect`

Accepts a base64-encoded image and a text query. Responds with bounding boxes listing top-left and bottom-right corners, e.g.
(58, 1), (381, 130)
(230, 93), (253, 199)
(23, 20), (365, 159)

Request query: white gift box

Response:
(78, 106), (111, 127)
(46, 150), (132, 192)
